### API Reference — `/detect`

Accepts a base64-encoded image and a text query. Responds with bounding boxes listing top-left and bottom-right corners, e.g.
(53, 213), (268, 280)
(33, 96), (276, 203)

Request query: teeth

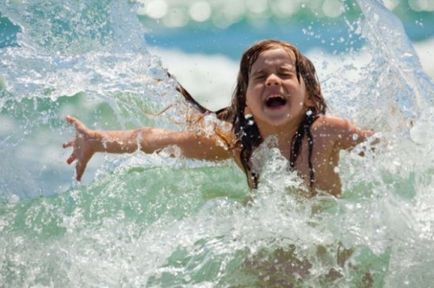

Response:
(266, 95), (284, 100)
(265, 95), (287, 107)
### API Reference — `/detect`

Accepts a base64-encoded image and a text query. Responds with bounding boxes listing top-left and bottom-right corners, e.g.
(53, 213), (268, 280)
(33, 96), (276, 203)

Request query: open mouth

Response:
(265, 96), (287, 109)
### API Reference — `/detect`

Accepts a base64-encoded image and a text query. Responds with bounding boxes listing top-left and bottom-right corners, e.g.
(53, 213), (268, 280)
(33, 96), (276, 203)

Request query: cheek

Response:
(245, 88), (258, 106)
(287, 80), (308, 99)
(304, 95), (315, 107)
(245, 95), (254, 108)
(285, 79), (301, 90)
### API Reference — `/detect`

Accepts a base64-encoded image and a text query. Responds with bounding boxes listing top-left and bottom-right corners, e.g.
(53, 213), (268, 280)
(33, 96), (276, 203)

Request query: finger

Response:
(63, 139), (75, 148)
(66, 153), (77, 165)
(65, 115), (87, 133)
(65, 115), (77, 125)
(75, 159), (88, 181)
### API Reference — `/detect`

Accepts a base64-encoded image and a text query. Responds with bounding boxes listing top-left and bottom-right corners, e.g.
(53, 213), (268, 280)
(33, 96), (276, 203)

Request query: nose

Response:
(265, 73), (281, 86)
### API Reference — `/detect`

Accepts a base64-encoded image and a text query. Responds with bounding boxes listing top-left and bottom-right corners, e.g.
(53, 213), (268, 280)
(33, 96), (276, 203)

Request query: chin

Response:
(265, 106), (307, 125)
(264, 114), (292, 127)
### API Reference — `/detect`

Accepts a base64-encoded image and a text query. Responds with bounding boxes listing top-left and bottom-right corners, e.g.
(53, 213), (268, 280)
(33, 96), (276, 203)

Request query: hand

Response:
(63, 115), (99, 181)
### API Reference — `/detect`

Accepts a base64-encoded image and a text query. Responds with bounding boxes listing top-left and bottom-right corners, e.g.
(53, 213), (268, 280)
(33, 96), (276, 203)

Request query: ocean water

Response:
(1, 0), (434, 287)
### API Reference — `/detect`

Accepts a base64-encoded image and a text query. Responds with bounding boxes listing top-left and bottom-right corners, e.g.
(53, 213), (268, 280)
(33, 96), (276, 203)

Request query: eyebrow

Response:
(278, 65), (296, 72)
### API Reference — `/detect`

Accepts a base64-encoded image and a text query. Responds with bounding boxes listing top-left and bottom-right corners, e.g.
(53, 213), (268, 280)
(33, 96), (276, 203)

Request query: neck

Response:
(256, 115), (305, 155)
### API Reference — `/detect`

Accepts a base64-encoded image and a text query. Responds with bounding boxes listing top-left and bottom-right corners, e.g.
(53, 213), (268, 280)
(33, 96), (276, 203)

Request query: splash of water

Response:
(1, 0), (434, 287)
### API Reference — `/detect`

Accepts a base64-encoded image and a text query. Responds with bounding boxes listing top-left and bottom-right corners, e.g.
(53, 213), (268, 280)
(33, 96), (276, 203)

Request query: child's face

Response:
(245, 48), (311, 130)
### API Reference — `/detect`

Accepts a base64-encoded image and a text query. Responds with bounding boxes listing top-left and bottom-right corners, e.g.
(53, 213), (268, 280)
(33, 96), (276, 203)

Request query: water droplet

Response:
(352, 133), (359, 141)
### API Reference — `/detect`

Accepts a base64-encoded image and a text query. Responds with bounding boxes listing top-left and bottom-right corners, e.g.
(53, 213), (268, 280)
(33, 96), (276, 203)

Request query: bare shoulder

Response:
(312, 114), (351, 128)
(312, 114), (374, 150)
(311, 114), (352, 136)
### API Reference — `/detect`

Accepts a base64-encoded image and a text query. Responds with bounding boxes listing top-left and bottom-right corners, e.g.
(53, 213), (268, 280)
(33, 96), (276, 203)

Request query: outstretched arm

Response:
(63, 115), (232, 181)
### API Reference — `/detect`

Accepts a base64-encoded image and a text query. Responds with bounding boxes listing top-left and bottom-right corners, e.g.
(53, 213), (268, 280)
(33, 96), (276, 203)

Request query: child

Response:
(63, 39), (373, 196)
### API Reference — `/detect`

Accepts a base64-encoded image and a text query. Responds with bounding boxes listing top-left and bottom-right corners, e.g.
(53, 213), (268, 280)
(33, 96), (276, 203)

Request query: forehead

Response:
(250, 48), (296, 72)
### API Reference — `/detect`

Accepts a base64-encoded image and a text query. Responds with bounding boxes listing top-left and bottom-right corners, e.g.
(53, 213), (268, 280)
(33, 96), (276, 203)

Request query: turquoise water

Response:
(1, 0), (434, 287)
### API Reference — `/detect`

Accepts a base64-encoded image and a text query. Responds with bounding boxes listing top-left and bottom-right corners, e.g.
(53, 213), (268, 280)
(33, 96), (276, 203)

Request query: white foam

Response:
(414, 37), (434, 79)
(296, 39), (434, 84)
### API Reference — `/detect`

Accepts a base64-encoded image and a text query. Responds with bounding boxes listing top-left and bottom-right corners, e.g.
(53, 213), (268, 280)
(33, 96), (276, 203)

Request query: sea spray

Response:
(1, 0), (434, 287)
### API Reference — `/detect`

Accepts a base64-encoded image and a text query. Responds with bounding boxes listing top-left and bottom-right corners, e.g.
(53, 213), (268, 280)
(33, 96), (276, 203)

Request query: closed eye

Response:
(278, 70), (295, 78)
(252, 73), (266, 80)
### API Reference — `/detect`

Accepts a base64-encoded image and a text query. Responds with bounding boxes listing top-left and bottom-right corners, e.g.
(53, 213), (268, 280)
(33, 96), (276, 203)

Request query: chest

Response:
(235, 132), (340, 191)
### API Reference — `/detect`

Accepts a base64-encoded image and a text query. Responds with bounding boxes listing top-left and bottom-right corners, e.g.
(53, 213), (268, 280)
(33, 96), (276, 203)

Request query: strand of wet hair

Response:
(238, 113), (262, 186)
(169, 72), (233, 123)
(289, 110), (317, 187)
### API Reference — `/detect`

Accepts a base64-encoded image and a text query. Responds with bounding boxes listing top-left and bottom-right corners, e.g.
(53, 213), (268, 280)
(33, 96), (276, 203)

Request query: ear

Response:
(244, 106), (252, 117)
(304, 94), (315, 108)
(300, 76), (315, 108)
